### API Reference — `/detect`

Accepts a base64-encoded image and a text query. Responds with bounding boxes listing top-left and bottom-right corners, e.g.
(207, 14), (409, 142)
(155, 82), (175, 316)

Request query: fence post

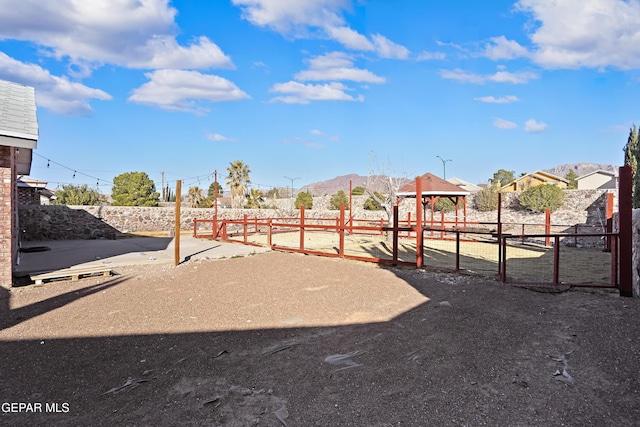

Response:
(440, 211), (445, 239)
(416, 177), (423, 268)
(392, 205), (399, 264)
(456, 230), (460, 271)
(339, 204), (345, 257)
(243, 214), (248, 244)
(618, 165), (633, 297)
(545, 209), (551, 247)
(553, 235), (560, 285)
(501, 236), (507, 282)
(193, 218), (197, 238)
(497, 192), (502, 275)
(300, 205), (305, 251)
(268, 219), (272, 247)
(611, 234), (618, 287)
(574, 224), (578, 248)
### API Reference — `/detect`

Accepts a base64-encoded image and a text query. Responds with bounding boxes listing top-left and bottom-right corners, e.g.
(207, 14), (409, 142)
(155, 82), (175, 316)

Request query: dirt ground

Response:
(1, 250), (639, 426)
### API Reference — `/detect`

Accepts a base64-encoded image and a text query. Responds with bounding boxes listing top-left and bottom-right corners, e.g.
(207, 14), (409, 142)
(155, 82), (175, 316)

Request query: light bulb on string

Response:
(73, 171), (76, 179)
(47, 160), (50, 168)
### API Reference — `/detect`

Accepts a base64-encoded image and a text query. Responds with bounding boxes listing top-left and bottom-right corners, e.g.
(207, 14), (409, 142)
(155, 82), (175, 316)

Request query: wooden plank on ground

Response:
(31, 266), (112, 285)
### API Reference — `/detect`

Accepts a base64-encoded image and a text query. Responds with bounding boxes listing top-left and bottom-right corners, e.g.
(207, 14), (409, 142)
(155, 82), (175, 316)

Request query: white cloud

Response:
(128, 70), (250, 113)
(310, 128), (340, 141)
(440, 67), (539, 84)
(232, 0), (408, 59)
(0, 0), (233, 71)
(206, 133), (236, 142)
(325, 26), (375, 51)
(474, 95), (520, 104)
(515, 0), (640, 70)
(294, 52), (385, 83)
(482, 36), (529, 60)
(416, 51), (447, 61)
(269, 81), (364, 104)
(493, 118), (518, 130)
(524, 118), (548, 133)
(372, 34), (410, 59)
(0, 52), (111, 115)
(283, 137), (324, 148)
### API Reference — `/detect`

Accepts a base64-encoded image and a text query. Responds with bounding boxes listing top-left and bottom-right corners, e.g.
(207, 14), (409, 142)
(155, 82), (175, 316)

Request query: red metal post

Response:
(392, 205), (399, 264)
(416, 177), (423, 268)
(440, 211), (445, 239)
(213, 170), (218, 239)
(611, 234), (618, 287)
(545, 209), (551, 247)
(618, 165), (633, 297)
(349, 179), (353, 234)
(339, 204), (345, 257)
(300, 205), (305, 251)
(497, 192), (502, 275)
(455, 230), (460, 271)
(268, 219), (272, 247)
(193, 218), (197, 238)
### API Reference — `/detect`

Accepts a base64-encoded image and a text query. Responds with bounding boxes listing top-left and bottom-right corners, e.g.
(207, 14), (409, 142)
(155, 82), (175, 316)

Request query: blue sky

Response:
(1, 0), (639, 194)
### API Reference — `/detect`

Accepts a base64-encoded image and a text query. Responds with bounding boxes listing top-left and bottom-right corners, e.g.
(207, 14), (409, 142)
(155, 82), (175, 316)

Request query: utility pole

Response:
(161, 172), (165, 202)
(284, 176), (300, 198)
(436, 156), (452, 180)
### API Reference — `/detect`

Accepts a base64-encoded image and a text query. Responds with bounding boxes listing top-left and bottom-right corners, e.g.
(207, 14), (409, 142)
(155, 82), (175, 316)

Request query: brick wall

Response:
(0, 146), (16, 288)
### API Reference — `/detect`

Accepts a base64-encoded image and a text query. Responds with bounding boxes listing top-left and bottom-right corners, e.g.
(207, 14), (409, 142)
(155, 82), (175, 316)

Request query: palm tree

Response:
(187, 186), (205, 208)
(226, 160), (251, 208)
(245, 188), (264, 209)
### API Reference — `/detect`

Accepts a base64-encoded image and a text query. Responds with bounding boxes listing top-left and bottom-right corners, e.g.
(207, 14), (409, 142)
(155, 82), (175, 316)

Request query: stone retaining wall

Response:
(19, 189), (613, 240)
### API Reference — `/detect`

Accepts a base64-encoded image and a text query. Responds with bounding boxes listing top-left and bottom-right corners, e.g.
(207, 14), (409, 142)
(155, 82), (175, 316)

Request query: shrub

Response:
(475, 186), (499, 212)
(364, 192), (384, 210)
(518, 184), (565, 213)
(351, 186), (365, 195)
(295, 192), (313, 209)
(329, 190), (350, 210)
(433, 197), (456, 212)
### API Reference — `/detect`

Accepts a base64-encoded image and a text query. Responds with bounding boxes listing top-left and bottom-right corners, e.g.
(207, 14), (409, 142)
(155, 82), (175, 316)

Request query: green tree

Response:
(518, 184), (565, 213)
(475, 185), (500, 212)
(329, 190), (350, 210)
(295, 191), (313, 209)
(351, 186), (365, 195)
(111, 172), (160, 206)
(207, 181), (224, 199)
(364, 192), (384, 210)
(226, 160), (251, 209)
(54, 184), (105, 205)
(565, 170), (579, 189)
(623, 124), (639, 208)
(491, 169), (516, 187)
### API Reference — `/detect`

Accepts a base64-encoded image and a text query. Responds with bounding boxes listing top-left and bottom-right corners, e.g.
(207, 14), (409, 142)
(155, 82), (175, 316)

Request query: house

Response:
(500, 170), (568, 192)
(447, 177), (482, 193)
(17, 175), (55, 205)
(577, 169), (617, 190)
(0, 79), (38, 288)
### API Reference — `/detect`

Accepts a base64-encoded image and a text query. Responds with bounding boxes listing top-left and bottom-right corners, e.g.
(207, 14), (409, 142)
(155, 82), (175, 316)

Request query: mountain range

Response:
(303, 163), (617, 195)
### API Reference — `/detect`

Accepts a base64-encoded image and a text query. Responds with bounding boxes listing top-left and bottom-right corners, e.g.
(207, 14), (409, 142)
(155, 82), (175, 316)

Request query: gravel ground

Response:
(1, 251), (639, 426)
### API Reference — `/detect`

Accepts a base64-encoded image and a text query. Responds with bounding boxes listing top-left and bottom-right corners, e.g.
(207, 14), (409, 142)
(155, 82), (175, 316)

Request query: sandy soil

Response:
(1, 251), (639, 426)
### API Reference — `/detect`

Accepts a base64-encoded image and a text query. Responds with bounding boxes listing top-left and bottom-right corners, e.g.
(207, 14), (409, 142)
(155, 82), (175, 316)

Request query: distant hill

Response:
(304, 174), (410, 196)
(544, 163), (616, 178)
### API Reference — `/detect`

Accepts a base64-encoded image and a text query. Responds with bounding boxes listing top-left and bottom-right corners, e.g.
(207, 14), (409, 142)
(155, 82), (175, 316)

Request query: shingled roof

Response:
(397, 173), (470, 198)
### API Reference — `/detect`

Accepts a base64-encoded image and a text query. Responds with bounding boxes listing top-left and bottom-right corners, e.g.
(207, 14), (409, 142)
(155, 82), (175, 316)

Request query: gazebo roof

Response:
(397, 173), (470, 198)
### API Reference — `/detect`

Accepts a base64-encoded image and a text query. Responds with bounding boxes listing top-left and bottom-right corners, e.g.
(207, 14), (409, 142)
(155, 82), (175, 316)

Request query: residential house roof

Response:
(447, 177), (482, 193)
(500, 170), (568, 191)
(0, 79), (38, 175)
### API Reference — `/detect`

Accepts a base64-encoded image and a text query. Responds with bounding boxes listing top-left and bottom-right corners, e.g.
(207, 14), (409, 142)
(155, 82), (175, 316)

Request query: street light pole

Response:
(436, 156), (452, 180)
(284, 176), (300, 198)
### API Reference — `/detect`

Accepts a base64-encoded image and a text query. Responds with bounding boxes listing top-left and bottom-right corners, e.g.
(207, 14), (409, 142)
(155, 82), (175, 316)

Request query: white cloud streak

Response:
(474, 95), (520, 104)
(0, 52), (111, 115)
(269, 81), (364, 104)
(440, 67), (539, 84)
(206, 133), (236, 142)
(128, 69), (250, 113)
(493, 118), (518, 130)
(294, 52), (385, 83)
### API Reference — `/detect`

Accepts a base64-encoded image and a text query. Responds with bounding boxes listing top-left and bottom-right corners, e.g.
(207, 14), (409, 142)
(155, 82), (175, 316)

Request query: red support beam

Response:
(339, 204), (345, 257)
(300, 205), (305, 251)
(392, 205), (399, 264)
(545, 209), (551, 247)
